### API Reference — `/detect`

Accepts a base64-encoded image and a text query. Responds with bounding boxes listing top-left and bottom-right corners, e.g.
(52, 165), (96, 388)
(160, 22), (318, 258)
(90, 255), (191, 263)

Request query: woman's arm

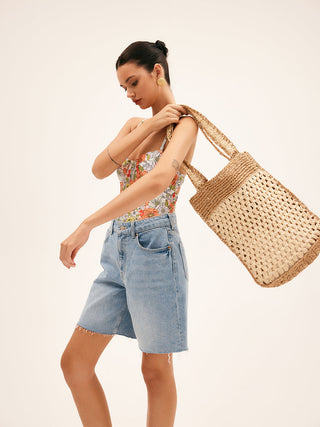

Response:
(150, 116), (198, 188)
(81, 116), (198, 231)
(92, 117), (154, 179)
(59, 115), (197, 268)
(82, 170), (163, 230)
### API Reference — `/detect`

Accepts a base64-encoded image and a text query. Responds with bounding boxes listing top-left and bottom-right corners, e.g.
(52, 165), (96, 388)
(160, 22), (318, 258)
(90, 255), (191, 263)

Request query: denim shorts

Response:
(76, 212), (189, 354)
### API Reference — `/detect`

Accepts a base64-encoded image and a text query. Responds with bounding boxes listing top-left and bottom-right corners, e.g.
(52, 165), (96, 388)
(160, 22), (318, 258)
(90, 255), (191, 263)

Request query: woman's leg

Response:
(60, 325), (114, 427)
(141, 352), (177, 427)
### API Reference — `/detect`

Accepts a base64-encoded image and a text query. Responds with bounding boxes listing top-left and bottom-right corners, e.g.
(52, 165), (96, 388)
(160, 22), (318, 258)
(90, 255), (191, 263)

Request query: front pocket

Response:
(178, 241), (189, 280)
(135, 227), (170, 252)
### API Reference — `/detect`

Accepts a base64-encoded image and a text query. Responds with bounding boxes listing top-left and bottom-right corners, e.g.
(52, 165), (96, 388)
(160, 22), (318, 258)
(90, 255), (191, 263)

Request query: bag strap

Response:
(165, 104), (240, 189)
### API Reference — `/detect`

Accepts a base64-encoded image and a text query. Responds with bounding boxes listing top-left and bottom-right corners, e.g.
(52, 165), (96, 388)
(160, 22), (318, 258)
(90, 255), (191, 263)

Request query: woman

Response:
(60, 40), (198, 427)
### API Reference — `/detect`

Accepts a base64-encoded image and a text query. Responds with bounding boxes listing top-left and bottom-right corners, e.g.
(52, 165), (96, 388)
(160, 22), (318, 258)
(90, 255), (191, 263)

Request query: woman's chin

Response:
(138, 102), (148, 109)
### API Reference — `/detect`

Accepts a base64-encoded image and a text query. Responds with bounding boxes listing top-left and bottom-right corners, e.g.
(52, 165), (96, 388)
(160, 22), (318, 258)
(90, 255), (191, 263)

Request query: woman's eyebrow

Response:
(120, 75), (136, 87)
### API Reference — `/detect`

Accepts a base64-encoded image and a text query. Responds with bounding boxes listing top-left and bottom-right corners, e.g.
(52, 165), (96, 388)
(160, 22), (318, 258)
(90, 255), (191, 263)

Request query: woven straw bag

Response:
(165, 105), (320, 288)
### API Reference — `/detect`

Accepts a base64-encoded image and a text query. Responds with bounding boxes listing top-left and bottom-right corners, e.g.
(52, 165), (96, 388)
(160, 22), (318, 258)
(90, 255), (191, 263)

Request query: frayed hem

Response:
(75, 324), (114, 336)
(142, 351), (173, 364)
(75, 323), (137, 339)
(142, 348), (189, 364)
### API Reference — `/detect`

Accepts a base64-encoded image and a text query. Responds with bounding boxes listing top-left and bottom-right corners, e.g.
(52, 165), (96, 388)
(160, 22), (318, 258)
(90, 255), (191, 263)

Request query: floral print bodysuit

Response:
(115, 135), (186, 222)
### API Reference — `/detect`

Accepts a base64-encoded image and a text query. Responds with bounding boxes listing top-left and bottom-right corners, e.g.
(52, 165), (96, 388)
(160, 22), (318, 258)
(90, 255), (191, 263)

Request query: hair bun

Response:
(154, 40), (168, 57)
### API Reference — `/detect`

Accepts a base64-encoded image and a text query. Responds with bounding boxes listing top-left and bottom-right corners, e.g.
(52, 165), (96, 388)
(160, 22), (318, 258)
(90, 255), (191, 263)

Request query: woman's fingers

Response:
(71, 247), (80, 264)
(173, 104), (187, 115)
(179, 105), (187, 114)
(60, 223), (91, 269)
(60, 238), (78, 268)
(60, 243), (75, 268)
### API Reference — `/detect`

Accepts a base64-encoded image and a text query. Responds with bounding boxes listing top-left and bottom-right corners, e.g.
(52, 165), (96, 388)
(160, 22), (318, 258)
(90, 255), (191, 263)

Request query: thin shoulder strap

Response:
(160, 136), (167, 151)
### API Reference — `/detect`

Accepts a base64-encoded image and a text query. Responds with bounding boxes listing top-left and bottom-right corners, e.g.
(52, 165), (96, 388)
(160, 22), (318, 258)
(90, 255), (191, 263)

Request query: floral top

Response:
(115, 136), (186, 222)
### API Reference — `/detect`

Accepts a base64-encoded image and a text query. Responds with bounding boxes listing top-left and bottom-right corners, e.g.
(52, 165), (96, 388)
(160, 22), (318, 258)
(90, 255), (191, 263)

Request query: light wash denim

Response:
(76, 212), (189, 354)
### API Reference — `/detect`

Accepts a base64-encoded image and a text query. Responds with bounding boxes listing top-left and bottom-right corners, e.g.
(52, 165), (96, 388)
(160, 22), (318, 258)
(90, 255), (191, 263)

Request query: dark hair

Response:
(115, 40), (171, 86)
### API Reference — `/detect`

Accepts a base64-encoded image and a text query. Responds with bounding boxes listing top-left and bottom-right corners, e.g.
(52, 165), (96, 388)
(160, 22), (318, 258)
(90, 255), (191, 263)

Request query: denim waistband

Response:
(109, 212), (178, 238)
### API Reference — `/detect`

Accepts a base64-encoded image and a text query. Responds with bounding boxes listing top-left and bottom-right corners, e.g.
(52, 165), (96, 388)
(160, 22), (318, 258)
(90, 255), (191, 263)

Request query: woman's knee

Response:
(141, 352), (174, 384)
(60, 349), (95, 387)
(60, 325), (114, 386)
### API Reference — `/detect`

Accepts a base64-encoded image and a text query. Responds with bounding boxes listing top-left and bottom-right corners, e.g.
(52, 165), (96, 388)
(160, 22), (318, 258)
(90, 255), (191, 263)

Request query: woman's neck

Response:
(151, 88), (176, 116)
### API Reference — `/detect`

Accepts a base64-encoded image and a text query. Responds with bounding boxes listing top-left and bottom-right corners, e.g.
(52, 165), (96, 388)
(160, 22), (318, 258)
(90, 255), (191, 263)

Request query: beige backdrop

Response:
(1, 0), (320, 426)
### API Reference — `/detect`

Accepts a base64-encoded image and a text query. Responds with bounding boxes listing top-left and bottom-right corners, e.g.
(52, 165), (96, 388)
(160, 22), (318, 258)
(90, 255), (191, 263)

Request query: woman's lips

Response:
(134, 99), (142, 104)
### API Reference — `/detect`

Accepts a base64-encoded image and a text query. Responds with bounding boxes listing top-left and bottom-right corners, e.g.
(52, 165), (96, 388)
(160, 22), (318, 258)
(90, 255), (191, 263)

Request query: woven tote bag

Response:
(165, 105), (320, 288)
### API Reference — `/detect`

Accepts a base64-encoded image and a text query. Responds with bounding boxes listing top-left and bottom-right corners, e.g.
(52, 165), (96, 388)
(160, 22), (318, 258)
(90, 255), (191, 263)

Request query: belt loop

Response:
(168, 214), (175, 230)
(131, 220), (135, 238)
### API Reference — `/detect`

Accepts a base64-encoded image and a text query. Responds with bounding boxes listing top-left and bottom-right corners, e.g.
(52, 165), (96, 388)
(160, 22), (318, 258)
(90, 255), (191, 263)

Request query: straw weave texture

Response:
(166, 105), (320, 287)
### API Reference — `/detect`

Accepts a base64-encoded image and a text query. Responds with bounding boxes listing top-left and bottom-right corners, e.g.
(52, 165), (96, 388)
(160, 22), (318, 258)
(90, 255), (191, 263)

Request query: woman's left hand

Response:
(60, 222), (91, 269)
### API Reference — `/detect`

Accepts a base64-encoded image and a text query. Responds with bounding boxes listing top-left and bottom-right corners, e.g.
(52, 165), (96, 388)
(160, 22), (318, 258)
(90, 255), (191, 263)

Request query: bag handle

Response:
(165, 104), (240, 189)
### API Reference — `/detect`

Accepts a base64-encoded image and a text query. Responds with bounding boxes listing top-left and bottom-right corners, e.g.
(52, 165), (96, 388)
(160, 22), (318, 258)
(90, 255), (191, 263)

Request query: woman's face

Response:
(117, 62), (160, 109)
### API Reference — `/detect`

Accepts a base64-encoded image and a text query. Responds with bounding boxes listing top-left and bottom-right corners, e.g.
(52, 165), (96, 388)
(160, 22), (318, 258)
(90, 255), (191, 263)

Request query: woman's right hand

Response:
(150, 104), (187, 133)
